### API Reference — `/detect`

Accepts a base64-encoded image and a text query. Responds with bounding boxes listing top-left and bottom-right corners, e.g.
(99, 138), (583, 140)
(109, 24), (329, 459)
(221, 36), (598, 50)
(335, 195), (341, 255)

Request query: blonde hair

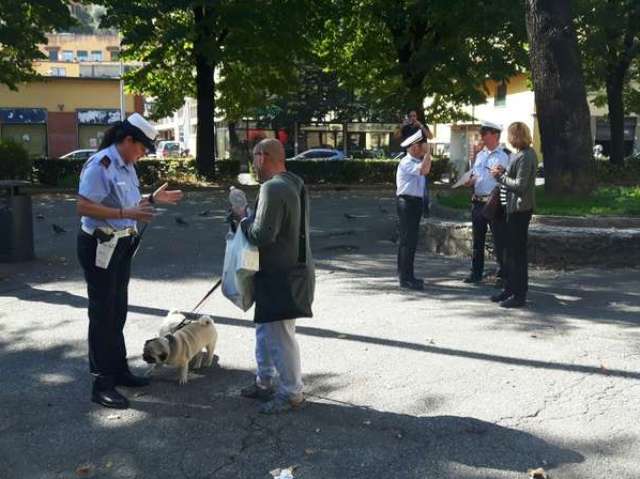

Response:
(507, 122), (532, 151)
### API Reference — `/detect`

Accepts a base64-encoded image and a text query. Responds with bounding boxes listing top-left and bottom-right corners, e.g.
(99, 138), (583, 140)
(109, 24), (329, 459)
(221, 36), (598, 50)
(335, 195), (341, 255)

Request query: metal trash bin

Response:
(0, 180), (34, 262)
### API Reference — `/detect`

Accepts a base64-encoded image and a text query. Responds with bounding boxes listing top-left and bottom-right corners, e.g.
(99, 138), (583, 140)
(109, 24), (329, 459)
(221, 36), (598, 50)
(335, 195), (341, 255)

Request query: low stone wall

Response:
(423, 218), (640, 268)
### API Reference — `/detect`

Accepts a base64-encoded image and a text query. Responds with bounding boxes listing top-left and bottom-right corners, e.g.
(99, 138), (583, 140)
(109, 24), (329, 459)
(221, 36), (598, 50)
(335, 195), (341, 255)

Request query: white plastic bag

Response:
(222, 228), (259, 311)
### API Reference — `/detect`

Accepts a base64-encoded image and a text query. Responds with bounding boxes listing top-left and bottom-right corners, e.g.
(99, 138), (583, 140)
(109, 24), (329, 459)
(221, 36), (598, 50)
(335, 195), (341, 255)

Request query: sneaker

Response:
(490, 290), (512, 303)
(240, 383), (275, 402)
(258, 396), (305, 415)
(500, 296), (526, 308)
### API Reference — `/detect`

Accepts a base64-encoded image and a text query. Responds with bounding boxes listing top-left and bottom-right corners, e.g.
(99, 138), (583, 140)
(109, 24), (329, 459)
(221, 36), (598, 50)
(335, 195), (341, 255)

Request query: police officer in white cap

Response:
(463, 120), (509, 284)
(396, 129), (432, 290)
(76, 113), (183, 409)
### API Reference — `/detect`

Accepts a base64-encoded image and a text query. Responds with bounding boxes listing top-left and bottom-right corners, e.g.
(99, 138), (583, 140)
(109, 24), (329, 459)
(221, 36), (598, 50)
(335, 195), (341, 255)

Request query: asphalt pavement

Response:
(1, 188), (639, 479)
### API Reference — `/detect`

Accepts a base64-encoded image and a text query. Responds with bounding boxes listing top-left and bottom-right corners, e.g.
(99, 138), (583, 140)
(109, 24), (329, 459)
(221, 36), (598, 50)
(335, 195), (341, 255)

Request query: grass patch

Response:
(436, 185), (640, 216)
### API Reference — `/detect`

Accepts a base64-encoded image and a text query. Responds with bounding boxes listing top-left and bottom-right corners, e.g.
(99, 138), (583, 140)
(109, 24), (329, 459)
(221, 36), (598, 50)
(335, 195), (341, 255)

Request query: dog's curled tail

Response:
(198, 316), (215, 327)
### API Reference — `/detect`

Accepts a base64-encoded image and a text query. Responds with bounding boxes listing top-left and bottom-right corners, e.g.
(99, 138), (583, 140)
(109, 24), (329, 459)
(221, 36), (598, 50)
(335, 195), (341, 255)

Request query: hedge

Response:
(286, 156), (450, 184)
(28, 156), (450, 187)
(31, 158), (243, 187)
(0, 139), (31, 180)
(595, 160), (640, 185)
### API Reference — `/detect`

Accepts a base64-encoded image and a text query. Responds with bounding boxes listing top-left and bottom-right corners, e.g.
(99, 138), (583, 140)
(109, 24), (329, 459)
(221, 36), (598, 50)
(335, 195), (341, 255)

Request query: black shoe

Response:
(490, 290), (512, 303)
(115, 371), (150, 388)
(400, 278), (424, 290)
(92, 377), (129, 409)
(241, 383), (275, 402)
(463, 275), (482, 284)
(500, 296), (526, 308)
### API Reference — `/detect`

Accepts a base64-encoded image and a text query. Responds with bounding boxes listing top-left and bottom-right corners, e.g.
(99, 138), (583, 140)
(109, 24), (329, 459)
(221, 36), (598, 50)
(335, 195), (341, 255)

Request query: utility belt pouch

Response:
(94, 229), (118, 269)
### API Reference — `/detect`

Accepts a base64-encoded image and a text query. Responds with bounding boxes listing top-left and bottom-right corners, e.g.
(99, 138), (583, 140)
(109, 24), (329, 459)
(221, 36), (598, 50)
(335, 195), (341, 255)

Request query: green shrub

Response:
(32, 159), (84, 186)
(596, 160), (640, 185)
(0, 139), (32, 180)
(32, 157), (242, 187)
(216, 159), (242, 178)
(30, 156), (447, 187)
(429, 156), (450, 183)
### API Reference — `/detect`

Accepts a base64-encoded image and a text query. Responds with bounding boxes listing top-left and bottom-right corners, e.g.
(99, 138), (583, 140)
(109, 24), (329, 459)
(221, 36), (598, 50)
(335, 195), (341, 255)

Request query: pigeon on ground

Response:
(52, 224), (66, 234)
(175, 216), (189, 226)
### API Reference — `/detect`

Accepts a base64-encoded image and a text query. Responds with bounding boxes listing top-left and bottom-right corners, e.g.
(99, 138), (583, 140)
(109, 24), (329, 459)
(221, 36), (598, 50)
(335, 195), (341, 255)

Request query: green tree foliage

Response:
(317, 0), (528, 123)
(574, 0), (640, 165)
(0, 1), (74, 89)
(97, 0), (313, 177)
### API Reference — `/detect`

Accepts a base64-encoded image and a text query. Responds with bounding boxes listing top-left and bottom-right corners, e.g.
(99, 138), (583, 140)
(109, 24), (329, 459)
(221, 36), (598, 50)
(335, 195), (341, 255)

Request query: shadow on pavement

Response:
(0, 335), (584, 479)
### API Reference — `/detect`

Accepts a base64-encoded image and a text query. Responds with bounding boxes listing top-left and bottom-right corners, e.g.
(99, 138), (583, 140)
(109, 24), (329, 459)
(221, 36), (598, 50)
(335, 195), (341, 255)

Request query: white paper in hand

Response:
(452, 169), (473, 189)
(222, 228), (259, 311)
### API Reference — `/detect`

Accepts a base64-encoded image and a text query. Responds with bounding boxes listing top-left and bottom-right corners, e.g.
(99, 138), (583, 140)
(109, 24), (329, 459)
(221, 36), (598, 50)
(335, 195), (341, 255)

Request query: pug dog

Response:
(143, 313), (218, 385)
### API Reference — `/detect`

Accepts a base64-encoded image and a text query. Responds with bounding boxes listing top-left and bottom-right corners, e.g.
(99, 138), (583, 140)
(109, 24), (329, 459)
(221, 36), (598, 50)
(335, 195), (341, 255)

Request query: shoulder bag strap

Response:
(297, 185), (307, 264)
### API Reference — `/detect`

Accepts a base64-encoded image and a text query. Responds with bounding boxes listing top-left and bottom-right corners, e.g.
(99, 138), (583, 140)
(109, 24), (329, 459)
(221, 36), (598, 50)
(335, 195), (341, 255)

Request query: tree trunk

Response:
(193, 5), (216, 179)
(525, 0), (595, 195)
(606, 74), (626, 166)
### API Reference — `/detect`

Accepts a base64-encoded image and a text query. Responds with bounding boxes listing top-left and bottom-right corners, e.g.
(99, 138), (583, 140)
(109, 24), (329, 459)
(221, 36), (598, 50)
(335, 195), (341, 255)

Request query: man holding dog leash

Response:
(232, 138), (315, 415)
(77, 113), (183, 409)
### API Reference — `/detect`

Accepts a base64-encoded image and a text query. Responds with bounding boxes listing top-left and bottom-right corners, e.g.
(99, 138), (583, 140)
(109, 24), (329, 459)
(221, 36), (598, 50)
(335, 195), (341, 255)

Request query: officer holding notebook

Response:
(76, 113), (183, 409)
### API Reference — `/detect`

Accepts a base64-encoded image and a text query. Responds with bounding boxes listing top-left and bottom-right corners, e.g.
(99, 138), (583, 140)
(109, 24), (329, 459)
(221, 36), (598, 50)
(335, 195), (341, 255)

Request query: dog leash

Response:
(191, 278), (222, 313)
(168, 278), (222, 334)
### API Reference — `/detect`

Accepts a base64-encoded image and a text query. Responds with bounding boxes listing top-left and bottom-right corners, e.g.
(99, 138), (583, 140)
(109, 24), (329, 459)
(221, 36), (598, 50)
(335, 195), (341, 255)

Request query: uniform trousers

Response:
(255, 319), (303, 401)
(504, 211), (532, 299)
(396, 195), (423, 281)
(471, 200), (506, 279)
(77, 231), (134, 377)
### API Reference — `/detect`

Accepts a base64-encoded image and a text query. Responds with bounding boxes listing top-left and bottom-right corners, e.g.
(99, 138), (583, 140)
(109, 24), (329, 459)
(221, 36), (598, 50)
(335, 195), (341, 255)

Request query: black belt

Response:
(398, 195), (422, 201)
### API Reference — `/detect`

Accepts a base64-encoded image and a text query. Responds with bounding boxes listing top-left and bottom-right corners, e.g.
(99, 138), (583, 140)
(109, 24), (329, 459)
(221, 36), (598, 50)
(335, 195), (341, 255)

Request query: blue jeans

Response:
(255, 320), (303, 401)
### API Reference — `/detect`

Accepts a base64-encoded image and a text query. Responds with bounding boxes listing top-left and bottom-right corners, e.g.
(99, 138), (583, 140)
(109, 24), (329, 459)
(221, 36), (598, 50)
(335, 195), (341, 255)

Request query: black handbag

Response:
(254, 185), (314, 322)
(482, 186), (504, 221)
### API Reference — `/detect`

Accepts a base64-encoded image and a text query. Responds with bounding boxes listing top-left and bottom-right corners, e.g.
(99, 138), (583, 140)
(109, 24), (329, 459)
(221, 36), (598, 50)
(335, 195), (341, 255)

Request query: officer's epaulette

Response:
(99, 156), (111, 168)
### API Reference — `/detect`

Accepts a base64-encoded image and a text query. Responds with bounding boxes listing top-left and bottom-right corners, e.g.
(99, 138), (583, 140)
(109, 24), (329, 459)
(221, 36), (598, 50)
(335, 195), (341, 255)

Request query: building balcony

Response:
(34, 61), (141, 79)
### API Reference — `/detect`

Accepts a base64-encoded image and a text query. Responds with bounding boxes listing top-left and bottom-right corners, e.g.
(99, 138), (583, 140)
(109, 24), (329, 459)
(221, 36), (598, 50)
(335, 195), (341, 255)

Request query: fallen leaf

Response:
(304, 448), (317, 455)
(105, 461), (113, 469)
(75, 464), (93, 477)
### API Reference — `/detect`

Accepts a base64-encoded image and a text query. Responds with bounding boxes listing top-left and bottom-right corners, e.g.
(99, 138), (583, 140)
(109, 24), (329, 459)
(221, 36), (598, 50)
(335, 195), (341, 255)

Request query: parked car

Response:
(288, 148), (345, 161)
(148, 141), (187, 158)
(59, 149), (96, 161)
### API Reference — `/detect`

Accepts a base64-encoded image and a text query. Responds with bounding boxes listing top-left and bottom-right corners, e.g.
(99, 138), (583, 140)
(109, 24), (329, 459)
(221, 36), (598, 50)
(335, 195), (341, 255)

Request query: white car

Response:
(59, 149), (97, 161)
(151, 140), (187, 158)
(288, 148), (345, 161)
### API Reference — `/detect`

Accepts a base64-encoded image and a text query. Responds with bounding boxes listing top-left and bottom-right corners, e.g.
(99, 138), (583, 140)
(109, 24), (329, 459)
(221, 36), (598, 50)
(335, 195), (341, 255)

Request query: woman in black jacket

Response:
(489, 122), (537, 308)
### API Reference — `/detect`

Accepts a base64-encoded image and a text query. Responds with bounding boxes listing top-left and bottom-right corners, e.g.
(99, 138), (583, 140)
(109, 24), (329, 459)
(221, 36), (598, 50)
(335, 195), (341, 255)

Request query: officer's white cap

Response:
(480, 120), (503, 132)
(400, 129), (425, 148)
(125, 113), (158, 151)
